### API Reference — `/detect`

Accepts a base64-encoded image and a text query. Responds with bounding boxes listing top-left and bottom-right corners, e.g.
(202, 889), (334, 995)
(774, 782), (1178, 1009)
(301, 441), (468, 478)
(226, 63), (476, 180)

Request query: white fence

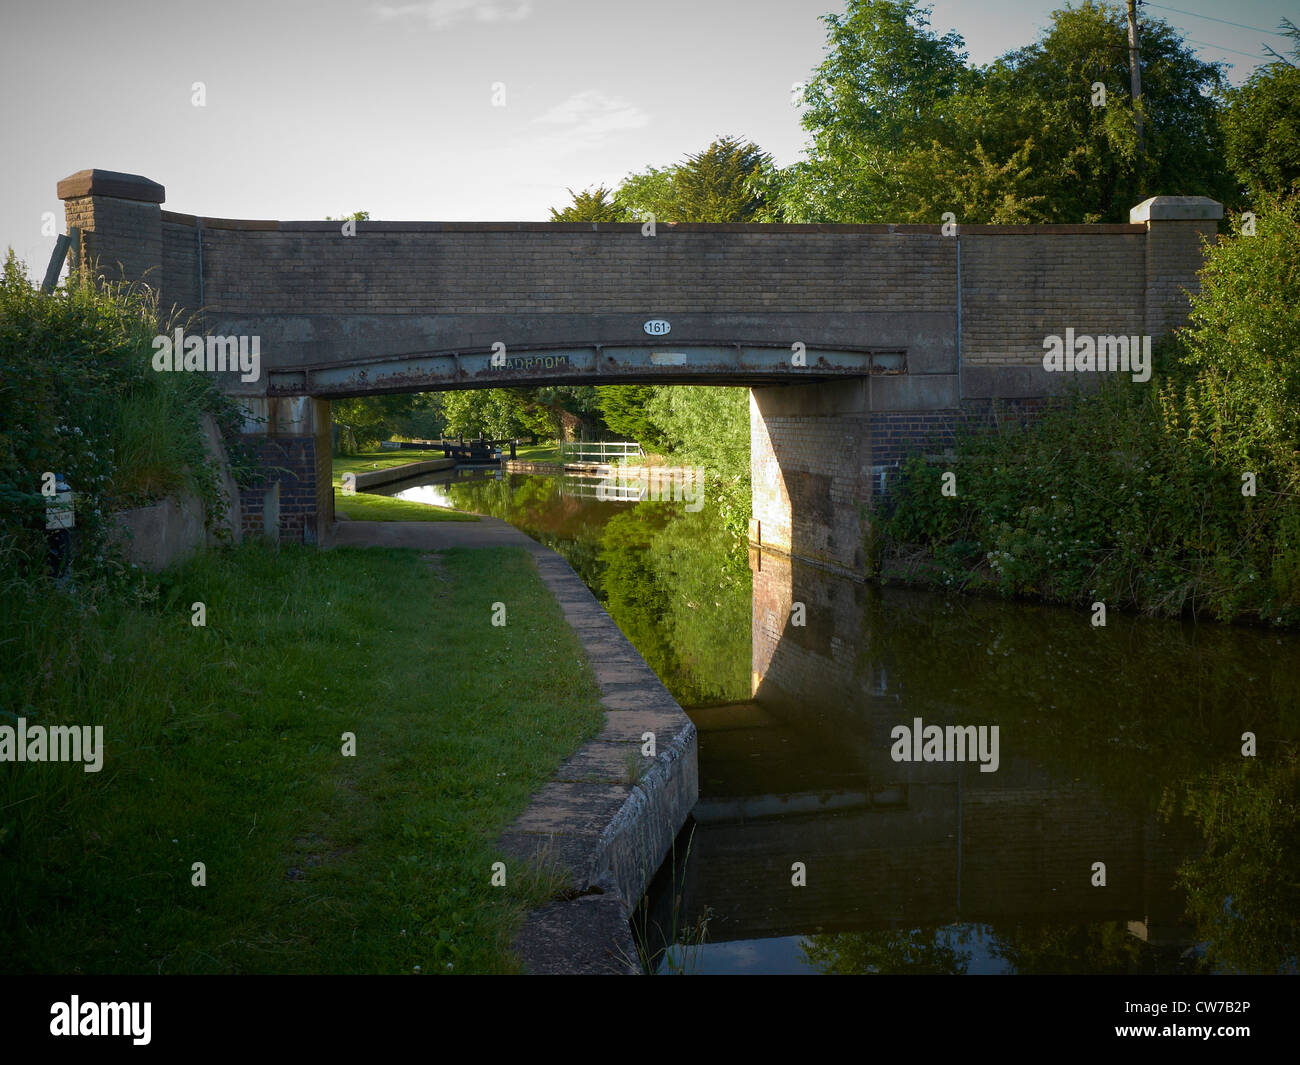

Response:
(557, 440), (643, 465)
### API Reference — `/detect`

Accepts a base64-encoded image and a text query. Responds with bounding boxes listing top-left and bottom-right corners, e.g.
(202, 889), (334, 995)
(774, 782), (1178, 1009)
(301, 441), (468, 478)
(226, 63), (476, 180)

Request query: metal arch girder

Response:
(266, 344), (907, 396)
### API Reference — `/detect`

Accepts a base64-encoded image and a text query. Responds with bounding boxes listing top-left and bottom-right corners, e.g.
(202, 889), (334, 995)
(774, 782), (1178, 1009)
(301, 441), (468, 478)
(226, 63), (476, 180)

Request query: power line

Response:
(1184, 36), (1268, 59)
(1143, 2), (1290, 38)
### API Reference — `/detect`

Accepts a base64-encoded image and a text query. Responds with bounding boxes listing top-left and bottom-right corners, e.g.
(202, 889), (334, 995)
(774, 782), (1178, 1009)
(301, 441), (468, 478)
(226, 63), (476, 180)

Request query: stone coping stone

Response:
(58, 169), (165, 203)
(509, 892), (639, 976)
(1130, 196), (1224, 223)
(151, 208), (1145, 236)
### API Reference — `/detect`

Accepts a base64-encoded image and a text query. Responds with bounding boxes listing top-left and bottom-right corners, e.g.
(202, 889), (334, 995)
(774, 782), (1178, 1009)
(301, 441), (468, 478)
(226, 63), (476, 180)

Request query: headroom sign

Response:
(643, 319), (671, 336)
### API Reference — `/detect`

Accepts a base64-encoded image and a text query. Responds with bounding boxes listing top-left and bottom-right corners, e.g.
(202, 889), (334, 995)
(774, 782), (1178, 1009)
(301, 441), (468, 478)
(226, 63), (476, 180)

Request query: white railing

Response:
(559, 477), (643, 501)
(557, 440), (643, 465)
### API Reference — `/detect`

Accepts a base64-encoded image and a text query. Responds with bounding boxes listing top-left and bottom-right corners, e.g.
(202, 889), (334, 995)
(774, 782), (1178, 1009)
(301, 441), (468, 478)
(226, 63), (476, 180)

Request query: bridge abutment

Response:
(750, 381), (874, 575)
(236, 397), (333, 545)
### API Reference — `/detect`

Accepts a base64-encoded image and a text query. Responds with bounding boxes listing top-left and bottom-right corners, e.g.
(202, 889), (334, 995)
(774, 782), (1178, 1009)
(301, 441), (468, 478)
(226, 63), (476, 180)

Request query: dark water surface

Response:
(385, 469), (1300, 975)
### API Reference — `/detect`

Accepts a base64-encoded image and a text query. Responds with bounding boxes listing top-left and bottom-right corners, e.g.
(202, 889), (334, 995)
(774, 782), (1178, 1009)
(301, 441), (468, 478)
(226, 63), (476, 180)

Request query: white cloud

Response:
(371, 0), (533, 30)
(533, 89), (650, 142)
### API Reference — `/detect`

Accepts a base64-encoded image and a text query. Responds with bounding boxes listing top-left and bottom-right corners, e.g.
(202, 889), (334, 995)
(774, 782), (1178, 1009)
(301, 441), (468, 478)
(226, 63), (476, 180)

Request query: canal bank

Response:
(325, 516), (698, 974)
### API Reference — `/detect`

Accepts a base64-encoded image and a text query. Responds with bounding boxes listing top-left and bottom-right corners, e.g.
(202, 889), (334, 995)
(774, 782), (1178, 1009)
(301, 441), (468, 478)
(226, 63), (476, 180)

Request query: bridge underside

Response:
(266, 344), (906, 397)
(211, 308), (951, 398)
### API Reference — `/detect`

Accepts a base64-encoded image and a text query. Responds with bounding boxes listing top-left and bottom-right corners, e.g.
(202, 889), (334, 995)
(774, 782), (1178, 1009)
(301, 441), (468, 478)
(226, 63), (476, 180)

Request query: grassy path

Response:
(1, 543), (604, 973)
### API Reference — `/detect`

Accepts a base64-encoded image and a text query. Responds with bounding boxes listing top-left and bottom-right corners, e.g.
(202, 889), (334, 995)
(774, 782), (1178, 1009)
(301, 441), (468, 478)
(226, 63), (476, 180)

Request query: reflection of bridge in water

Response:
(650, 549), (1204, 958)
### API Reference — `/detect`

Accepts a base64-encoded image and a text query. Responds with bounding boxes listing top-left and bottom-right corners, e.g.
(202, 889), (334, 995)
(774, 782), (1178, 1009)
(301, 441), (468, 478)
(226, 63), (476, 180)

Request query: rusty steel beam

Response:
(266, 344), (906, 397)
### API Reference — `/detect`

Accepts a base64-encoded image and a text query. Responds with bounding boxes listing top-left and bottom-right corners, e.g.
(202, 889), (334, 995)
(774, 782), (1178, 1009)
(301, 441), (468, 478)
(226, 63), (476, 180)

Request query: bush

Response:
(881, 196), (1300, 625)
(0, 251), (256, 585)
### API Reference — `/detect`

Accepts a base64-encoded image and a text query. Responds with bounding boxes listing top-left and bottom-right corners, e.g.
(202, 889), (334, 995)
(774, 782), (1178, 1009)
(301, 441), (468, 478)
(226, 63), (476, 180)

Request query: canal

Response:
(377, 467), (1300, 975)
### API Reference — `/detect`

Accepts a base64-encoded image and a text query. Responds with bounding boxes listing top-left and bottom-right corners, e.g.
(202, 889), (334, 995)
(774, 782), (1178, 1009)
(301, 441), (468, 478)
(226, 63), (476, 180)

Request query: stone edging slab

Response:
(500, 543), (698, 975)
(352, 457), (454, 490)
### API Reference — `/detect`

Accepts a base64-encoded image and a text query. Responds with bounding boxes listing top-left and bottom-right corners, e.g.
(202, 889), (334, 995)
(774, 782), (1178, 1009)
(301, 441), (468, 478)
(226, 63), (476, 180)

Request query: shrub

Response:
(880, 196), (1300, 624)
(0, 251), (256, 584)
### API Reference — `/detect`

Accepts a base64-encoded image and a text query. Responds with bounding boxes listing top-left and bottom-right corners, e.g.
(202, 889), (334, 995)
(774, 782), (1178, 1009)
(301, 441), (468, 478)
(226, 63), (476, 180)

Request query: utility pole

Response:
(1127, 0), (1145, 182)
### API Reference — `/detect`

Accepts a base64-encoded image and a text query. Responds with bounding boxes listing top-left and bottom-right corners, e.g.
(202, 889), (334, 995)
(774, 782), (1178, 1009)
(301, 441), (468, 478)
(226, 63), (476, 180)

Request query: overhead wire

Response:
(1141, 2), (1291, 38)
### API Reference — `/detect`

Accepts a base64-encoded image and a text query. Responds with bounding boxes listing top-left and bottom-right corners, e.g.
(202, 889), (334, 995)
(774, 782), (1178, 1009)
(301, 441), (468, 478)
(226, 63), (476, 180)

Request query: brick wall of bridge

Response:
(958, 229), (1147, 366)
(158, 217), (958, 317)
(60, 173), (1218, 378)
(235, 397), (331, 545)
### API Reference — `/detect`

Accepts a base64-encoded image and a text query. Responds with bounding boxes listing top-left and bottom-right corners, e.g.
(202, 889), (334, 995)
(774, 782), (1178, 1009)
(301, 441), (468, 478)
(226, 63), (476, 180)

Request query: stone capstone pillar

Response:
(1131, 195), (1223, 339)
(57, 169), (165, 291)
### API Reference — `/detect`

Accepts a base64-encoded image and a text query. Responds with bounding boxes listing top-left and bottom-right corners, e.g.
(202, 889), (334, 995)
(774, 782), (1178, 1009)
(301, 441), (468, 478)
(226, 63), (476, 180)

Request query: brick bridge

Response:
(58, 169), (1221, 574)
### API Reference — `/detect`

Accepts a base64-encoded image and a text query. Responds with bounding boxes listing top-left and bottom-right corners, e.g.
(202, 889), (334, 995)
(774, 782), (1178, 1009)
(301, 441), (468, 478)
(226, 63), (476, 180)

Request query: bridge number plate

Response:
(643, 319), (671, 336)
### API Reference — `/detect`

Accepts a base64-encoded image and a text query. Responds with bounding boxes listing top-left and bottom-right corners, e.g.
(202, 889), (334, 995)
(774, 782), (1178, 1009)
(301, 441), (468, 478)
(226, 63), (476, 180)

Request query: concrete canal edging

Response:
(351, 457), (454, 490)
(322, 515), (698, 974)
(498, 544), (698, 974)
(502, 459), (565, 475)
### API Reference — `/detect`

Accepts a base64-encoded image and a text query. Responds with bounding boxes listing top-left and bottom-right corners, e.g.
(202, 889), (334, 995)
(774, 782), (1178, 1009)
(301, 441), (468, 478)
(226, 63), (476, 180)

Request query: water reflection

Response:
(375, 469), (1300, 974)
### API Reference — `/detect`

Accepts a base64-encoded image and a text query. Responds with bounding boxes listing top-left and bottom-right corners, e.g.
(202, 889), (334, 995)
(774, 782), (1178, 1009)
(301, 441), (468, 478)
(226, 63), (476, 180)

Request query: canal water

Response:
(379, 468), (1300, 975)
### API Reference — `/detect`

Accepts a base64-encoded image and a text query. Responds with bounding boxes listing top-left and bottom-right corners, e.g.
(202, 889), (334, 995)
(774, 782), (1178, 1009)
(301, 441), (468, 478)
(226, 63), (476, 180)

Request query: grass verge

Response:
(0, 542), (604, 973)
(511, 443), (561, 463)
(333, 449), (449, 478)
(334, 488), (478, 523)
(333, 450), (478, 523)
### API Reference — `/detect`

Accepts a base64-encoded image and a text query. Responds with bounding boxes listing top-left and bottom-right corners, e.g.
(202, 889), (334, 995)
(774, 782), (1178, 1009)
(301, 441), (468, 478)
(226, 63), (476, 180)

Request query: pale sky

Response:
(1, 0), (1293, 281)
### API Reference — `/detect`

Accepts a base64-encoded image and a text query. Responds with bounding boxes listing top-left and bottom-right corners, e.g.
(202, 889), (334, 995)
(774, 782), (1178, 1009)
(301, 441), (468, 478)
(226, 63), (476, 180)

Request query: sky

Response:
(1, 0), (1294, 280)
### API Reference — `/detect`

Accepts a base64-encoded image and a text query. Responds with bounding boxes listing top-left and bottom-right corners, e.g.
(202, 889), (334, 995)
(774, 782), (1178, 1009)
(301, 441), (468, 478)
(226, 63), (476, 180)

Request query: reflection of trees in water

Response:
(801, 921), (1184, 975)
(988, 921), (1149, 975)
(852, 586), (1300, 804)
(800, 927), (973, 975)
(440, 473), (752, 706)
(838, 591), (1300, 972)
(1175, 750), (1300, 975)
(597, 507), (751, 706)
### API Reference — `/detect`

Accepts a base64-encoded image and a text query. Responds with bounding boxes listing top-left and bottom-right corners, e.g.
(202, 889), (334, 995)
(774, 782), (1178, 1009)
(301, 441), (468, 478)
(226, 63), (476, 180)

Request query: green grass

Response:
(0, 543), (605, 973)
(333, 449), (450, 478)
(334, 488), (478, 523)
(333, 450), (478, 523)
(510, 443), (560, 462)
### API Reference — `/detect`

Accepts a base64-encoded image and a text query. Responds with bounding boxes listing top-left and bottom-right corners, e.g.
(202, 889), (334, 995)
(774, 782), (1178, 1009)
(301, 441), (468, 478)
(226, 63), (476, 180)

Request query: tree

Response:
(397, 392), (447, 441)
(596, 385), (664, 446)
(777, 0), (1234, 224)
(439, 388), (530, 440)
(616, 136), (777, 223)
(613, 167), (676, 224)
(896, 138), (1049, 224)
(980, 1), (1233, 222)
(332, 394), (416, 453)
(549, 187), (628, 222)
(777, 0), (971, 222)
(1224, 20), (1300, 200)
(437, 386), (605, 441)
